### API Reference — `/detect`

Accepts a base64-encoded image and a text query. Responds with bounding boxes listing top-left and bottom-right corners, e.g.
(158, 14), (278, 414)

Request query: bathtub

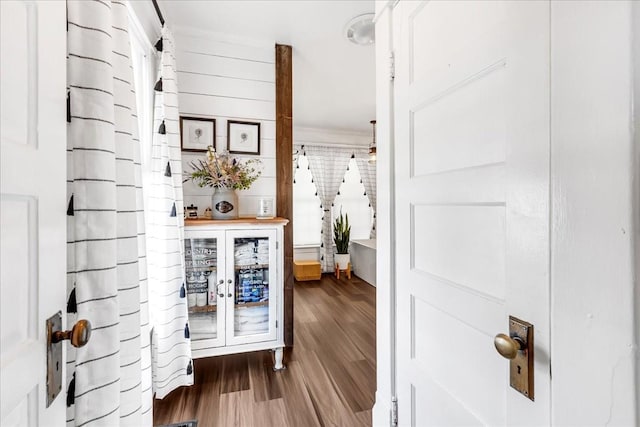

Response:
(350, 239), (376, 287)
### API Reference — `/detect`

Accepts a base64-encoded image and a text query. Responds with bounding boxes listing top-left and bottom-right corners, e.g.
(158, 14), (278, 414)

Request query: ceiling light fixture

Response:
(345, 13), (375, 46)
(369, 120), (377, 163)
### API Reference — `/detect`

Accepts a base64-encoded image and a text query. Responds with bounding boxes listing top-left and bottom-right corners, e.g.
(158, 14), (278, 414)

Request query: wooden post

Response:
(275, 44), (294, 346)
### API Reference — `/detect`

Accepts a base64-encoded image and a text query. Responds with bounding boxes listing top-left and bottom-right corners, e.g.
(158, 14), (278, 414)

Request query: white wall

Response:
(128, 1), (161, 46)
(174, 27), (276, 217)
(295, 126), (370, 146)
(551, 2), (638, 425)
(293, 246), (320, 262)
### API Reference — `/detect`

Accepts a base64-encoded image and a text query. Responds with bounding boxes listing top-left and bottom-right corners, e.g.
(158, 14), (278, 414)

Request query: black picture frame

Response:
(227, 120), (261, 155)
(180, 116), (216, 152)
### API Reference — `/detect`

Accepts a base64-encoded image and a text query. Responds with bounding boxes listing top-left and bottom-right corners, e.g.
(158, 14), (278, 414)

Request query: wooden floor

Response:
(153, 273), (376, 427)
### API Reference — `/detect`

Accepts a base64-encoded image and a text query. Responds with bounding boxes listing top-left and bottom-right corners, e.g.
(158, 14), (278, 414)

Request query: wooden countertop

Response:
(185, 217), (289, 226)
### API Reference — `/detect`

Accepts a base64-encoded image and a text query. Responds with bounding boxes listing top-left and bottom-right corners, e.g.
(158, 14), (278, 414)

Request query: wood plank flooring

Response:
(153, 274), (376, 427)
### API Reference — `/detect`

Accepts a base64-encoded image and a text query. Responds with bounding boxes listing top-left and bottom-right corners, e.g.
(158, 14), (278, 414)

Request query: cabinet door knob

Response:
(218, 279), (224, 285)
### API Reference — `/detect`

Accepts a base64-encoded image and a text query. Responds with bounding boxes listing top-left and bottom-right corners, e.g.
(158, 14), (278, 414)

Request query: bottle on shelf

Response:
(196, 271), (207, 306)
(187, 271), (197, 308)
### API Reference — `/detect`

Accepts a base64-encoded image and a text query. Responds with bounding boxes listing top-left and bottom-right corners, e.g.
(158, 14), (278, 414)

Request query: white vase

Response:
(211, 187), (238, 219)
(335, 253), (350, 270)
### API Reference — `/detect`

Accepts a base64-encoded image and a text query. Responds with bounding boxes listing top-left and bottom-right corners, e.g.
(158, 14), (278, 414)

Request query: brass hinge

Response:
(391, 396), (398, 426)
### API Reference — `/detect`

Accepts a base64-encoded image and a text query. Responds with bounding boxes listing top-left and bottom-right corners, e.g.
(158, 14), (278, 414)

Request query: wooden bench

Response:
(293, 260), (322, 281)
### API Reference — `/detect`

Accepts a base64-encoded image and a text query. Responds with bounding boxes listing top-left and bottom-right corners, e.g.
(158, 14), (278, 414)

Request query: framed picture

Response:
(227, 120), (260, 155)
(180, 116), (216, 152)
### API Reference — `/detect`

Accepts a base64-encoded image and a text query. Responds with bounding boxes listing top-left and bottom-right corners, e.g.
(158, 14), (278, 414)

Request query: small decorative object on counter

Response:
(186, 204), (198, 218)
(186, 146), (262, 220)
(212, 187), (239, 220)
(256, 197), (274, 219)
(204, 207), (213, 219)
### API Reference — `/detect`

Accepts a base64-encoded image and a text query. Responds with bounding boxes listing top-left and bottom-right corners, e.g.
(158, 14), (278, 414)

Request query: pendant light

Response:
(368, 120), (377, 163)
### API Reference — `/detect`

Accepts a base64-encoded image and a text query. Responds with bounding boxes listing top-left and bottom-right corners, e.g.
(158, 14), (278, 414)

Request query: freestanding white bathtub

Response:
(350, 239), (376, 287)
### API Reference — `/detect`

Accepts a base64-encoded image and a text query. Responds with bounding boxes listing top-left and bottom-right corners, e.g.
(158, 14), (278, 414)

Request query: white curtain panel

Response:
(66, 1), (152, 425)
(145, 26), (194, 398)
(293, 144), (302, 178)
(355, 151), (377, 239)
(304, 146), (353, 272)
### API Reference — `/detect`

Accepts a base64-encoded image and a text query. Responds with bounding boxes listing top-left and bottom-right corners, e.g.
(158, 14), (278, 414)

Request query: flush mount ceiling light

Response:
(345, 13), (375, 45)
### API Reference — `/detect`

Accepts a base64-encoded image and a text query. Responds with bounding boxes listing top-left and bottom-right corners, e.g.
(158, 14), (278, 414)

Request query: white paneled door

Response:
(393, 1), (551, 425)
(1, 1), (67, 425)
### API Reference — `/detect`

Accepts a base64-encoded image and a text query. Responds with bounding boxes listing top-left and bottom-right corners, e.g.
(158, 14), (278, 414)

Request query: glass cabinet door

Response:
(225, 229), (277, 346)
(184, 231), (226, 350)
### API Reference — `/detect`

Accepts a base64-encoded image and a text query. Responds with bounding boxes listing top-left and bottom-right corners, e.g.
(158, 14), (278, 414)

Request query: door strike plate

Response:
(509, 316), (534, 400)
(46, 311), (63, 407)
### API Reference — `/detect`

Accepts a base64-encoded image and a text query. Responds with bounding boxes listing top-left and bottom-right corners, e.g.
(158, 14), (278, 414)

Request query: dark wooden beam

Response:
(275, 44), (294, 346)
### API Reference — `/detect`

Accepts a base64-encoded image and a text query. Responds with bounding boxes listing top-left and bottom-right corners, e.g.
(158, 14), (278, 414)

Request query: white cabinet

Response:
(184, 218), (288, 369)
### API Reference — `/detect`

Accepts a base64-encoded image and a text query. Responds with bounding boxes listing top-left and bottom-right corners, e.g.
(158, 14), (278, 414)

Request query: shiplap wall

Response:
(175, 30), (276, 217)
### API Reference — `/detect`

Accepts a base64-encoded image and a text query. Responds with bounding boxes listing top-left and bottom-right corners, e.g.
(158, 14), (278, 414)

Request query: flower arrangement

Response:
(186, 146), (262, 190)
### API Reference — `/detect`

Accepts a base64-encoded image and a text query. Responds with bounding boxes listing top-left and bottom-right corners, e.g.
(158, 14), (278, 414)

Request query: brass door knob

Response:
(52, 319), (92, 348)
(494, 333), (524, 359)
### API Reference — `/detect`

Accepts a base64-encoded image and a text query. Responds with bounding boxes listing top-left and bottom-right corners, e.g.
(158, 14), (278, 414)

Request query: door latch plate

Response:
(46, 311), (63, 407)
(509, 316), (534, 400)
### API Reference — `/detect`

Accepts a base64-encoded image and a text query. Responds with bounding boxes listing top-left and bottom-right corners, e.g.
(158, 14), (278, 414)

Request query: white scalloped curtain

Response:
(66, 0), (152, 425)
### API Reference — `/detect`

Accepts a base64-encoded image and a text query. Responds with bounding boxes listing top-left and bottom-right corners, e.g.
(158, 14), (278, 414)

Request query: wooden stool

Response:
(334, 262), (351, 280)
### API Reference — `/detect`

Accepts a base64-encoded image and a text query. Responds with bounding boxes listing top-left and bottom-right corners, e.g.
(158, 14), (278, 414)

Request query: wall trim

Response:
(294, 126), (370, 146)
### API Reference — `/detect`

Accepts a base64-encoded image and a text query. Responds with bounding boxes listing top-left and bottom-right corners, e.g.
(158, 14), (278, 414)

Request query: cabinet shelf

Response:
(190, 304), (218, 313)
(235, 301), (269, 309)
(235, 263), (269, 271)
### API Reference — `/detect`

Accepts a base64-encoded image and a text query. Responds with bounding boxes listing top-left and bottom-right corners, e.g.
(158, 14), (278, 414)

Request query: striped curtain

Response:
(66, 1), (152, 425)
(146, 26), (194, 398)
(355, 151), (377, 239)
(305, 146), (352, 272)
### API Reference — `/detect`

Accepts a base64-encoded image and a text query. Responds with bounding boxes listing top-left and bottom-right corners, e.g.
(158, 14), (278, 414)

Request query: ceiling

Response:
(159, 0), (376, 134)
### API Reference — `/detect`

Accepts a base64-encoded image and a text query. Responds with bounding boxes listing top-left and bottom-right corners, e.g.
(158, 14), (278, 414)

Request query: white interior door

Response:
(393, 1), (551, 425)
(0, 1), (67, 425)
